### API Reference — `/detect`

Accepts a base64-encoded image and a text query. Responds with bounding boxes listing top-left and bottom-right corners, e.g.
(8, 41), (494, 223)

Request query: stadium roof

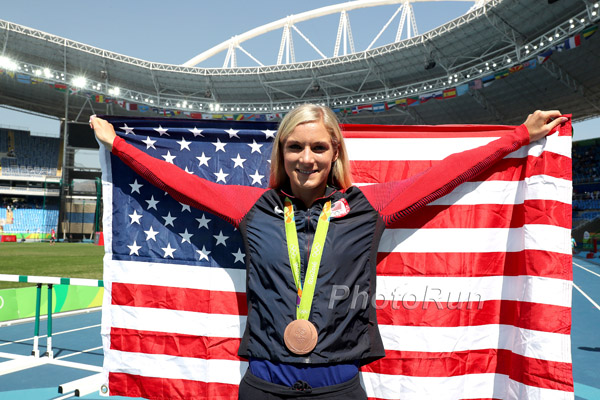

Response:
(0, 0), (598, 126)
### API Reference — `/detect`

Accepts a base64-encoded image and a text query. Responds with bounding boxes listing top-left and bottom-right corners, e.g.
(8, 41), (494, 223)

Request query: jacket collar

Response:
(279, 183), (337, 207)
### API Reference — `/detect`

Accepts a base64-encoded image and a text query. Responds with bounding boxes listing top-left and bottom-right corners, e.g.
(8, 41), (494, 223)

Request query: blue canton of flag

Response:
(105, 117), (278, 268)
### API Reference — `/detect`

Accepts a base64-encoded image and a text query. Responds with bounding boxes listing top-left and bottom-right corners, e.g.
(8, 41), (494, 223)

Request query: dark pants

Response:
(238, 370), (367, 400)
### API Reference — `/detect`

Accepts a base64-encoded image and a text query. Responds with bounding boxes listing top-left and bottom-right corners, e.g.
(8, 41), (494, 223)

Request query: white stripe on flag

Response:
(380, 225), (571, 254)
(506, 135), (572, 159)
(108, 305), (245, 338)
(105, 260), (246, 292)
(379, 324), (571, 363)
(376, 275), (572, 307)
(346, 137), (497, 160)
(428, 175), (572, 206)
(104, 350), (247, 385)
(360, 371), (574, 400)
(346, 135), (571, 161)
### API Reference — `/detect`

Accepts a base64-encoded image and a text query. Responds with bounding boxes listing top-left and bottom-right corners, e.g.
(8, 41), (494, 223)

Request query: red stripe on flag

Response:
(109, 372), (239, 400)
(363, 349), (574, 392)
(110, 327), (243, 360)
(375, 299), (571, 333)
(351, 153), (571, 183)
(111, 283), (248, 315)
(386, 200), (571, 229)
(376, 250), (573, 279)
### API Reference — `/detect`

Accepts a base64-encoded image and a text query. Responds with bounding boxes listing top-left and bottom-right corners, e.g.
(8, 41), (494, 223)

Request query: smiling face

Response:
(283, 120), (338, 205)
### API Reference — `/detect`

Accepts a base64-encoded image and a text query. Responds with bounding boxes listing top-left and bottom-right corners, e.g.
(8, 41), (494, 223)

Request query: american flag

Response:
(100, 117), (573, 399)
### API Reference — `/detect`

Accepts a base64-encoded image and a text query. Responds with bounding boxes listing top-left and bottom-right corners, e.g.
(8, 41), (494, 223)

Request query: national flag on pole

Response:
(582, 25), (598, 40)
(565, 34), (581, 50)
(100, 117), (573, 399)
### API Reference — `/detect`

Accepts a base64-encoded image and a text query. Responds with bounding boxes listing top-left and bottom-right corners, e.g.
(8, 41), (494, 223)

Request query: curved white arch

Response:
(182, 0), (475, 67)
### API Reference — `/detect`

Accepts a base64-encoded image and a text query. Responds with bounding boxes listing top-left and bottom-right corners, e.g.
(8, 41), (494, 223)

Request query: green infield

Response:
(0, 242), (104, 290)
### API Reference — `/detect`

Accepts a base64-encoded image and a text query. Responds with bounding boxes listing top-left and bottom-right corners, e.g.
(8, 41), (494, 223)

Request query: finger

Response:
(546, 116), (567, 132)
(540, 110), (562, 120)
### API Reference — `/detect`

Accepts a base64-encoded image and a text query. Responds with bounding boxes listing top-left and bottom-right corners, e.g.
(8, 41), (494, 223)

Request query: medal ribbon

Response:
(284, 197), (332, 320)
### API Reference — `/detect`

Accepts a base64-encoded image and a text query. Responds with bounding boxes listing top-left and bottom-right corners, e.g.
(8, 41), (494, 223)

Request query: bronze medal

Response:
(283, 319), (318, 355)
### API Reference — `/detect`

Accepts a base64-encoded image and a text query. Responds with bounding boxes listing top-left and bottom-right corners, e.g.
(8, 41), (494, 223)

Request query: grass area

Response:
(0, 242), (104, 289)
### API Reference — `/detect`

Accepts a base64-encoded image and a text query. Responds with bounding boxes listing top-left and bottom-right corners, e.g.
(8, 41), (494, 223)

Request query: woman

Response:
(92, 105), (566, 399)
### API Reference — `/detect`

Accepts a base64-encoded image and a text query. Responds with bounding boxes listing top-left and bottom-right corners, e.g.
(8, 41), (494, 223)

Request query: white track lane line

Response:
(0, 307), (101, 328)
(573, 261), (600, 278)
(0, 324), (101, 347)
(573, 283), (600, 311)
(56, 346), (103, 361)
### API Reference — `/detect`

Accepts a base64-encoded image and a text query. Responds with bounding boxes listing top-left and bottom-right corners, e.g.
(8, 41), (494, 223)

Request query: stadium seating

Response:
(0, 207), (59, 234)
(0, 130), (60, 177)
(572, 140), (600, 227)
(572, 141), (600, 185)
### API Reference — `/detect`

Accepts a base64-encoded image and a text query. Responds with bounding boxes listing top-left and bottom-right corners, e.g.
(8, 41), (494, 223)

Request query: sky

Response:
(0, 0), (598, 152)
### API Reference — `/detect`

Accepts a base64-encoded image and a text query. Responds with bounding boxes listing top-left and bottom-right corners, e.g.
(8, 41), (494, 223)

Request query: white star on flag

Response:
(162, 212), (177, 227)
(226, 129), (240, 139)
(188, 127), (204, 137)
(214, 168), (228, 183)
(196, 245), (211, 261)
(142, 136), (156, 150)
(232, 248), (245, 264)
(212, 138), (227, 152)
(179, 229), (193, 244)
(248, 139), (263, 153)
(177, 137), (192, 151)
(180, 203), (191, 212)
(154, 125), (169, 136)
(213, 230), (229, 246)
(129, 210), (142, 225)
(263, 129), (276, 139)
(250, 170), (264, 185)
(144, 226), (159, 241)
(130, 179), (143, 194)
(162, 151), (176, 164)
(145, 196), (159, 210)
(196, 152), (211, 167)
(184, 166), (194, 174)
(120, 124), (135, 135)
(127, 240), (142, 255)
(231, 154), (246, 168)
(196, 214), (211, 229)
(161, 243), (176, 258)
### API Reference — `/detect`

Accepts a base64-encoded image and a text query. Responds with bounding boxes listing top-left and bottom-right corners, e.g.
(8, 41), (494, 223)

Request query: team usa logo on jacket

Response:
(330, 198), (350, 218)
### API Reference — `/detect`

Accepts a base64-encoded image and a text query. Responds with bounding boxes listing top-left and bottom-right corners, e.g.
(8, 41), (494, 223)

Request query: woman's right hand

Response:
(89, 115), (117, 152)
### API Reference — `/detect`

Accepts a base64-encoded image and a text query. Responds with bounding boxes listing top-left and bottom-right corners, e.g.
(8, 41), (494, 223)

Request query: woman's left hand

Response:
(523, 110), (568, 142)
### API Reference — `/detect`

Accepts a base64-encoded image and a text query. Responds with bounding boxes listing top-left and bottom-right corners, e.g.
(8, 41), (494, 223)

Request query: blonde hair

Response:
(269, 103), (352, 190)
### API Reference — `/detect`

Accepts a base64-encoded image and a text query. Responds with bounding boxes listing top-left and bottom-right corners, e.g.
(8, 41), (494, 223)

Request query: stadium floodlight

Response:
(0, 56), (18, 71)
(72, 76), (87, 88)
(35, 69), (42, 76)
(108, 87), (120, 96)
(43, 68), (52, 78)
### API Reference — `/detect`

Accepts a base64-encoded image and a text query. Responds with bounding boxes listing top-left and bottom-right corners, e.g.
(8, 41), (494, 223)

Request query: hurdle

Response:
(0, 274), (103, 358)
